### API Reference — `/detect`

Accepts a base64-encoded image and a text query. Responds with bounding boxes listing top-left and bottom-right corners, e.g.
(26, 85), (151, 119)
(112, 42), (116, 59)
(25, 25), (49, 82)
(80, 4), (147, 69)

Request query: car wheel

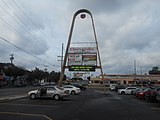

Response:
(131, 91), (134, 94)
(30, 93), (36, 100)
(54, 94), (60, 100)
(71, 91), (76, 95)
(145, 95), (150, 101)
(121, 91), (125, 95)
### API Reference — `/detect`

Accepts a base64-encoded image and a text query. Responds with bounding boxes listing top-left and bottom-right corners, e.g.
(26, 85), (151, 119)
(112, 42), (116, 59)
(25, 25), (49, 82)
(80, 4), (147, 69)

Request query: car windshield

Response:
(57, 87), (64, 90)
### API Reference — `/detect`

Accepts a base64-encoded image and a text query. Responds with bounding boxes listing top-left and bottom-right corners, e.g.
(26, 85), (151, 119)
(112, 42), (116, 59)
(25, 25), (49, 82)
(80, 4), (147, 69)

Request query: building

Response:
(91, 74), (160, 86)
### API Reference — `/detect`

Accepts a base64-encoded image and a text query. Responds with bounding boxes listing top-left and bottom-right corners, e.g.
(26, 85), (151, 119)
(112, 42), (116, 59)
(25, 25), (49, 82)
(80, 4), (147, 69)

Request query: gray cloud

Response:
(0, 0), (160, 75)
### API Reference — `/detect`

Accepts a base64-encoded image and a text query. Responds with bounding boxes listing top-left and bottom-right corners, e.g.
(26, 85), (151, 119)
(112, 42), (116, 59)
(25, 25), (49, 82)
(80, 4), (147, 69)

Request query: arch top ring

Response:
(73, 9), (93, 18)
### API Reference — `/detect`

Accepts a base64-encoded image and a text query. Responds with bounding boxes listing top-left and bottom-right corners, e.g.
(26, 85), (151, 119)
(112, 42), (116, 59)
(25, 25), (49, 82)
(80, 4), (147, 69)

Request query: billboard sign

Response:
(82, 54), (97, 66)
(68, 47), (97, 71)
(68, 47), (97, 53)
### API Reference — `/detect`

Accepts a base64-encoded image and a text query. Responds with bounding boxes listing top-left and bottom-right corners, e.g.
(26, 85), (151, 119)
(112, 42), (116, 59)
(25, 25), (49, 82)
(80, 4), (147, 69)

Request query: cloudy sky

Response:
(0, 0), (160, 76)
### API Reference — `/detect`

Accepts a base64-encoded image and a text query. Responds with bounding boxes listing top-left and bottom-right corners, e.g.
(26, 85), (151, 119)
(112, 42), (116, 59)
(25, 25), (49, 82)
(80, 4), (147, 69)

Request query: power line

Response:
(0, 0), (63, 59)
(11, 0), (61, 52)
(12, 0), (60, 50)
(0, 36), (53, 66)
(0, 16), (46, 51)
(0, 49), (48, 70)
(0, 2), (52, 59)
(0, 17), (52, 63)
(0, 1), (63, 70)
(0, 0), (49, 50)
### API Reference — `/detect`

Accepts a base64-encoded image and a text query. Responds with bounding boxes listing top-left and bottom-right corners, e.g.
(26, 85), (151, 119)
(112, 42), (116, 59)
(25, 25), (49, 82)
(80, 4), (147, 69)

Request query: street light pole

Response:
(10, 54), (14, 64)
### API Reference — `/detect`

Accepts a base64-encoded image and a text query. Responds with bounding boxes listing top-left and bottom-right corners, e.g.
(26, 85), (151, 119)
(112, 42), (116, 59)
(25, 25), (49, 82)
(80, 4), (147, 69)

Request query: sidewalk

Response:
(0, 94), (27, 103)
(0, 86), (37, 103)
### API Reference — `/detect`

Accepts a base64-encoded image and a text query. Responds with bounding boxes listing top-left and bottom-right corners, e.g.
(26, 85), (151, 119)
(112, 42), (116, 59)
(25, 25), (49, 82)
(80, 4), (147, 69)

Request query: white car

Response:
(28, 86), (70, 100)
(117, 87), (138, 95)
(62, 85), (81, 95)
(109, 84), (117, 91)
(156, 90), (160, 101)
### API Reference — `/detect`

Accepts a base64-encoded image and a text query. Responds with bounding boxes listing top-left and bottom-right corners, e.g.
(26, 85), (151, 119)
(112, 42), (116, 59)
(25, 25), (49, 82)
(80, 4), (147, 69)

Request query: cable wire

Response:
(0, 36), (53, 66)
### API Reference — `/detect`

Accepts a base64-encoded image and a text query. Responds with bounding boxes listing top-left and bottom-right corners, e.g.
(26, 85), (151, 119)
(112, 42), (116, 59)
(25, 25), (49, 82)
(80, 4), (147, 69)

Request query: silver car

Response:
(28, 86), (70, 100)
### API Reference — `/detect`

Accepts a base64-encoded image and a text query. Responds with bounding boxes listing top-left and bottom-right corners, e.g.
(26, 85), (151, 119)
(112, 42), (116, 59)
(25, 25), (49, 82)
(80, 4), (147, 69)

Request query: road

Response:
(0, 87), (160, 120)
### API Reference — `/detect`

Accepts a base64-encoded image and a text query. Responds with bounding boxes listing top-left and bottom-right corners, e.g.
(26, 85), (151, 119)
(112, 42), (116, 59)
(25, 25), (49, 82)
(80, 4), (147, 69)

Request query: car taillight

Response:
(64, 90), (69, 94)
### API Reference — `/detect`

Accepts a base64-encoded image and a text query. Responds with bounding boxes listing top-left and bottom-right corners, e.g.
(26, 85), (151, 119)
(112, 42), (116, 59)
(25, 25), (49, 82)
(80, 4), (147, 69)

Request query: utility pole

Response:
(44, 65), (48, 72)
(134, 60), (137, 81)
(57, 43), (64, 71)
(141, 66), (143, 80)
(141, 66), (143, 75)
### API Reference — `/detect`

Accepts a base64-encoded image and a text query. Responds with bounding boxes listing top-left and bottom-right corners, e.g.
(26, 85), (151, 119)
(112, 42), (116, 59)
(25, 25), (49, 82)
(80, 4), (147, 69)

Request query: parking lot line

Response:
(151, 107), (160, 111)
(0, 103), (60, 108)
(0, 111), (54, 120)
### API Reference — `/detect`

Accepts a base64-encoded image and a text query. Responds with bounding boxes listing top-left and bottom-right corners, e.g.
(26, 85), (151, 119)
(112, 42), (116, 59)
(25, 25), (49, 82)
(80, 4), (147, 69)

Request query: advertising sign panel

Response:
(69, 66), (96, 72)
(68, 54), (82, 66)
(68, 47), (97, 71)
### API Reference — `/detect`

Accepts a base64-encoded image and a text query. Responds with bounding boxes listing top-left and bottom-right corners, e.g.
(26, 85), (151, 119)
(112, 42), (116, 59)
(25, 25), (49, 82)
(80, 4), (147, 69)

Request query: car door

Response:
(126, 87), (135, 94)
(46, 87), (56, 98)
(63, 86), (73, 93)
(157, 91), (160, 101)
(39, 87), (47, 98)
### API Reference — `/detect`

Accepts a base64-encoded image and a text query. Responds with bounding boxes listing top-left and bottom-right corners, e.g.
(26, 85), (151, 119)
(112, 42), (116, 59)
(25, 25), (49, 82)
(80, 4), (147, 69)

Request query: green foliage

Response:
(149, 66), (160, 74)
(3, 64), (65, 84)
(30, 67), (47, 80)
(4, 66), (25, 77)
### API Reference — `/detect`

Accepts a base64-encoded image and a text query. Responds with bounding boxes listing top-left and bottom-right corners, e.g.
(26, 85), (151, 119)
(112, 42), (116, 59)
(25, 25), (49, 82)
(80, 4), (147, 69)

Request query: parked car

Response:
(109, 84), (117, 91)
(156, 90), (160, 101)
(117, 86), (138, 95)
(135, 87), (149, 99)
(40, 82), (56, 86)
(62, 85), (81, 95)
(28, 86), (70, 100)
(115, 85), (126, 91)
(144, 87), (160, 101)
(71, 83), (86, 90)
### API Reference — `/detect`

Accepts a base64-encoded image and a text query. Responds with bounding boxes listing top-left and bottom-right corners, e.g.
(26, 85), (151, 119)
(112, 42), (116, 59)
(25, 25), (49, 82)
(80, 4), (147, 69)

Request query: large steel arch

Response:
(58, 9), (104, 86)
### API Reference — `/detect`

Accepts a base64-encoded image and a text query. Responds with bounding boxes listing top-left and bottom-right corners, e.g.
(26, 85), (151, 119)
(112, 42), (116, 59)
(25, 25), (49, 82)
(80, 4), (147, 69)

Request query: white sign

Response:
(68, 54), (82, 66)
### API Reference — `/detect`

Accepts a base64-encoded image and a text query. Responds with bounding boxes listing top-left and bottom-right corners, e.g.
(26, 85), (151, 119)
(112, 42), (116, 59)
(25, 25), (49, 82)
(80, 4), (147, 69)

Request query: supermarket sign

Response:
(68, 47), (97, 53)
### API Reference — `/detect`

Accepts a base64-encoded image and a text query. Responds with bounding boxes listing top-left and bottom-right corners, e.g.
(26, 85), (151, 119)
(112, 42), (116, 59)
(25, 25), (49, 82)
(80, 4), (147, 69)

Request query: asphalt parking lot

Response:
(0, 87), (160, 120)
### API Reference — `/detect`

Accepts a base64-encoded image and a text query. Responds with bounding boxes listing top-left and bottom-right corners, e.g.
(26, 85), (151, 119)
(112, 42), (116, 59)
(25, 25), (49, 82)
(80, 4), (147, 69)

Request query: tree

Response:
(149, 66), (160, 74)
(30, 67), (47, 81)
(49, 71), (66, 83)
(4, 66), (25, 77)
